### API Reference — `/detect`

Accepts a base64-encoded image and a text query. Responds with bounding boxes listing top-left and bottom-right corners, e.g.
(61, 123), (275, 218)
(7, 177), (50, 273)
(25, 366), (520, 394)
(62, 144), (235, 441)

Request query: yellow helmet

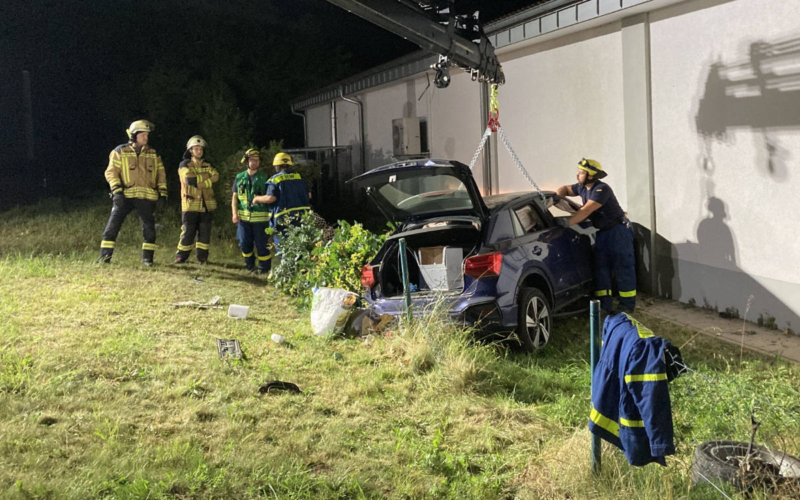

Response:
(186, 135), (207, 149)
(241, 148), (261, 164)
(126, 120), (154, 139)
(273, 152), (293, 166)
(577, 158), (607, 179)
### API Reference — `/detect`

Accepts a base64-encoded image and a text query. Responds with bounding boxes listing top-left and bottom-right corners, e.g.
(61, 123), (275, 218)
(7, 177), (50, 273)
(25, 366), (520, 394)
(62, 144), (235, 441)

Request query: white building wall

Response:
(650, 0), (800, 327)
(496, 23), (627, 209)
(306, 105), (332, 147)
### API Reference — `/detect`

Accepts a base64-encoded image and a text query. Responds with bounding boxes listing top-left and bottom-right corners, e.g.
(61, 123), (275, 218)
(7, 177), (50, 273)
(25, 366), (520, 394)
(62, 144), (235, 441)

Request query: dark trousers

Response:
(99, 197), (157, 261)
(177, 211), (213, 262)
(236, 221), (271, 271)
(594, 221), (636, 313)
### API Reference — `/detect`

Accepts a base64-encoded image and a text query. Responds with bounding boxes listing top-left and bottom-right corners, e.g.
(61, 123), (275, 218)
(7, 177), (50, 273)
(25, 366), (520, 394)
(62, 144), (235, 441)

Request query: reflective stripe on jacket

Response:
(105, 143), (167, 201)
(589, 313), (675, 466)
(235, 170), (271, 223)
(179, 158), (218, 212)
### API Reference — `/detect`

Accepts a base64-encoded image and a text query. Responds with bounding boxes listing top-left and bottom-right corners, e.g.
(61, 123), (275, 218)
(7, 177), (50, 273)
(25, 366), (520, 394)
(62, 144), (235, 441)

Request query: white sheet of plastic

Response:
(310, 287), (358, 336)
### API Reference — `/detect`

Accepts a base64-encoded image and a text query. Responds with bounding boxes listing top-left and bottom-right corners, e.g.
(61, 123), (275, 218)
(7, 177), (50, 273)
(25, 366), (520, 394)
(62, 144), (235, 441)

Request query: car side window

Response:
(513, 205), (545, 234)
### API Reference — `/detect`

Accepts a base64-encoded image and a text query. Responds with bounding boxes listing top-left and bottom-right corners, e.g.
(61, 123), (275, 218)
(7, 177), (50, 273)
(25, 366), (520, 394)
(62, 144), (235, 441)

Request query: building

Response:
(291, 0), (800, 330)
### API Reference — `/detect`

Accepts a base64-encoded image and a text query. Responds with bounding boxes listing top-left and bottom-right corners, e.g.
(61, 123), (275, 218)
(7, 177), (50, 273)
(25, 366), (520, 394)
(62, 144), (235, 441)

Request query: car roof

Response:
(484, 191), (555, 211)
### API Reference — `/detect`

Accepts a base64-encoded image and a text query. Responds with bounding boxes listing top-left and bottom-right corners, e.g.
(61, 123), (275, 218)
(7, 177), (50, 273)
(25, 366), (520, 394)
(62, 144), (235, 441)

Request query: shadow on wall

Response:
(636, 196), (799, 332)
(695, 35), (800, 181)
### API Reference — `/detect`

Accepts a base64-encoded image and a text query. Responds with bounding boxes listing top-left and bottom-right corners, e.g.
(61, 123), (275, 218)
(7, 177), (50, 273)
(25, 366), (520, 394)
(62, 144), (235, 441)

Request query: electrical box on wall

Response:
(392, 118), (421, 156)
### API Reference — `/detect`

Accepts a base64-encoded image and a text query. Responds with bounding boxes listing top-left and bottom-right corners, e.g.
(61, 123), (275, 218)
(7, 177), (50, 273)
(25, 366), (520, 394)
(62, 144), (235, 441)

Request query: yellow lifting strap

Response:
(469, 83), (545, 202)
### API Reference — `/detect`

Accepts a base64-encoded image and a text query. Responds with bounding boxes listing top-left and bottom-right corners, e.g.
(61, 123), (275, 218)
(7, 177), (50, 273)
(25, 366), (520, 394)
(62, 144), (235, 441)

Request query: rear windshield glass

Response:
(376, 174), (474, 215)
(547, 198), (577, 218)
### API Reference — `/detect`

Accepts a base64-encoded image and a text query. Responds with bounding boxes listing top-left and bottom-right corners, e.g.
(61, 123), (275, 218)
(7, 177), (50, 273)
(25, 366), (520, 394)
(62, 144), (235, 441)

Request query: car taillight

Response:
(361, 265), (376, 288)
(464, 252), (503, 279)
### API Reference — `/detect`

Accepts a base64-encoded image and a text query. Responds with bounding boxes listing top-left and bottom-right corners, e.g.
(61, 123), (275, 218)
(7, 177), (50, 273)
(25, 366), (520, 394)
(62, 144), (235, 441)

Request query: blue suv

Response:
(350, 159), (595, 351)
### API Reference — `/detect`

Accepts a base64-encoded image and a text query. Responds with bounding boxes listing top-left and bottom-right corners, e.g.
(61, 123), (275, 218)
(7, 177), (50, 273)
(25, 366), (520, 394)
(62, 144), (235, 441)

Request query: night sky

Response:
(1, 0), (540, 208)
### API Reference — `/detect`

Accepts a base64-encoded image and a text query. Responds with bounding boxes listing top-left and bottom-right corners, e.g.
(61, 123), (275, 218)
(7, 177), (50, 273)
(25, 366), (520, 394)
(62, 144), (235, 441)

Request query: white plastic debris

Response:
(227, 304), (249, 319)
(271, 334), (285, 344)
(310, 287), (358, 336)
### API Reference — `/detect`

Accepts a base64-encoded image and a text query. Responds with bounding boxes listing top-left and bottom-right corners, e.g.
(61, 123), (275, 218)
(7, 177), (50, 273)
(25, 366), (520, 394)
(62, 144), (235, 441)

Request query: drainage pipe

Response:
(340, 87), (366, 173)
(290, 103), (307, 147)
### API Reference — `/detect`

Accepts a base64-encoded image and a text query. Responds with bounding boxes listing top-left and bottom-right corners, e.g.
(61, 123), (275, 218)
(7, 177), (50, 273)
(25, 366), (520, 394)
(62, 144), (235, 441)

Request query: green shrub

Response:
(271, 212), (386, 307)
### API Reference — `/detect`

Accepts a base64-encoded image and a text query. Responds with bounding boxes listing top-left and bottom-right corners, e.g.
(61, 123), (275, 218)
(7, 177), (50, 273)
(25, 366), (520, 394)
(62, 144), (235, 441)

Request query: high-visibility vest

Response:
(234, 170), (271, 223)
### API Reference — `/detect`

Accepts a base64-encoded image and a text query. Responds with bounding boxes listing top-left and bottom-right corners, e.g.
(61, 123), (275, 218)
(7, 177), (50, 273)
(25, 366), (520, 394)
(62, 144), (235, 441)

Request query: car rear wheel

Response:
(517, 287), (552, 352)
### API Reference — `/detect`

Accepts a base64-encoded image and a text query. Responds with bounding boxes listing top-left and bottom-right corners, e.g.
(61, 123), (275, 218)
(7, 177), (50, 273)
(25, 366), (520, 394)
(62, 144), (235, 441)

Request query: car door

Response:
(509, 201), (584, 306)
(543, 196), (595, 292)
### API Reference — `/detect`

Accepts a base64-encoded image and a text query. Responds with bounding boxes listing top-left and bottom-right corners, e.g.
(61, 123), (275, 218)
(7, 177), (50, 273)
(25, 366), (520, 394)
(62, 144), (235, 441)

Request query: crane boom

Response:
(324, 0), (504, 87)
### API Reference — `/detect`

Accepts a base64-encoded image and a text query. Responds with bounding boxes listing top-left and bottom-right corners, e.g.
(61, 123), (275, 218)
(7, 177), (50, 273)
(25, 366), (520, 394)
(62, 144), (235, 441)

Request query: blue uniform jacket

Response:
(589, 313), (675, 466)
(265, 169), (310, 228)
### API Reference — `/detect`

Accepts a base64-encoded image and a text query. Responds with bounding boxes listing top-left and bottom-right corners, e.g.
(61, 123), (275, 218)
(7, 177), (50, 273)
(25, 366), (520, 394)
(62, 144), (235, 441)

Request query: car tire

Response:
(692, 440), (800, 492)
(517, 287), (552, 352)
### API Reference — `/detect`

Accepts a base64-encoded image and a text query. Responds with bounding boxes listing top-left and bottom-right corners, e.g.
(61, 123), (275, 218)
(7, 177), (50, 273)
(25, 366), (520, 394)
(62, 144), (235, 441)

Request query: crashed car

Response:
(350, 159), (595, 351)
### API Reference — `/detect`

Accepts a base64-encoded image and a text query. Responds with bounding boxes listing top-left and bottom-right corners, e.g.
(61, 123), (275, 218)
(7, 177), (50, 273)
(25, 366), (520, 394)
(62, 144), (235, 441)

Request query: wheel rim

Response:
(525, 296), (551, 349)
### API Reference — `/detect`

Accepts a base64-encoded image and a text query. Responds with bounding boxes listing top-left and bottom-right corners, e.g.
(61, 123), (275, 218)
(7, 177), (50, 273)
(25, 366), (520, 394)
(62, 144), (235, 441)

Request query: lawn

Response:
(0, 198), (798, 499)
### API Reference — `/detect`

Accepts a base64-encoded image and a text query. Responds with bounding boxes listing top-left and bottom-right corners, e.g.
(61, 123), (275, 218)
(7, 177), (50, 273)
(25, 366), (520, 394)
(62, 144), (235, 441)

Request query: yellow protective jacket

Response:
(178, 157), (219, 212)
(105, 143), (167, 201)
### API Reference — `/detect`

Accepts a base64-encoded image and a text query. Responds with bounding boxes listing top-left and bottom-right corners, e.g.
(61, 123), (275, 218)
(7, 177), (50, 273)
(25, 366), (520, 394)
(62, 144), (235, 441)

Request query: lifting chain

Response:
(469, 84), (545, 203)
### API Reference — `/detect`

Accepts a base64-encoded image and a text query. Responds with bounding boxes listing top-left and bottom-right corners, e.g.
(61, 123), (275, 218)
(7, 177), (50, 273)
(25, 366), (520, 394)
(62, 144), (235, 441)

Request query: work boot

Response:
(142, 259), (154, 267)
(94, 255), (111, 265)
(174, 255), (186, 264)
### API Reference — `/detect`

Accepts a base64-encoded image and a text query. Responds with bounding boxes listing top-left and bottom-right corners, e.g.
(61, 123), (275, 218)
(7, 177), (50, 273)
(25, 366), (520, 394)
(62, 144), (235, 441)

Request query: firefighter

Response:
(555, 158), (635, 313)
(231, 148), (272, 273)
(96, 120), (167, 266)
(252, 152), (310, 256)
(175, 135), (219, 264)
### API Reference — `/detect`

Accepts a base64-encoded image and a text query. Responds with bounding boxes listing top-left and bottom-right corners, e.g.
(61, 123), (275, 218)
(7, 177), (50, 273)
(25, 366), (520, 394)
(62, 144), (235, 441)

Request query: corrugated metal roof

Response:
(485, 0), (557, 27)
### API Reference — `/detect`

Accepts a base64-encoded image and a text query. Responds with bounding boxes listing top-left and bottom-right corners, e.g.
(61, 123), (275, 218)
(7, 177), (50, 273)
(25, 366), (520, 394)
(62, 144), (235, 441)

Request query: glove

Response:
(664, 343), (687, 382)
(156, 196), (167, 212)
(186, 176), (198, 187)
(112, 191), (125, 205)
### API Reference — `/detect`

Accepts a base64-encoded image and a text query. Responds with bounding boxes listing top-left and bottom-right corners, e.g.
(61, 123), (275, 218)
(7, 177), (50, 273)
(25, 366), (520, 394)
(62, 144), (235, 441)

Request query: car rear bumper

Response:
(365, 293), (509, 331)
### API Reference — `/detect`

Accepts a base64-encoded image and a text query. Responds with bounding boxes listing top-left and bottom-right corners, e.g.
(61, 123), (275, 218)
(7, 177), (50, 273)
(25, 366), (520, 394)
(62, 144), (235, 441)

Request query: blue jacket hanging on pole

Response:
(589, 313), (676, 466)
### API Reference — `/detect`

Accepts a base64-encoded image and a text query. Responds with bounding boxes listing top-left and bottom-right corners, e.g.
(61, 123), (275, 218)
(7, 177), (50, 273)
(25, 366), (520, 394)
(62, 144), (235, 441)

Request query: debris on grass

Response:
(171, 295), (223, 310)
(217, 338), (242, 359)
(258, 381), (301, 395)
(227, 304), (249, 319)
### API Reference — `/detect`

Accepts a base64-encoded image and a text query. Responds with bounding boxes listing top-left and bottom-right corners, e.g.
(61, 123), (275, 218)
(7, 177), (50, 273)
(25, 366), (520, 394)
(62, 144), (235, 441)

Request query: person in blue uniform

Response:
(252, 152), (311, 256)
(556, 158), (635, 313)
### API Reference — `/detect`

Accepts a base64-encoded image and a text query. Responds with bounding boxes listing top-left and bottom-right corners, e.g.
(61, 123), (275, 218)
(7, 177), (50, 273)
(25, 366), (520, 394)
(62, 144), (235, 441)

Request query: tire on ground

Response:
(692, 440), (800, 492)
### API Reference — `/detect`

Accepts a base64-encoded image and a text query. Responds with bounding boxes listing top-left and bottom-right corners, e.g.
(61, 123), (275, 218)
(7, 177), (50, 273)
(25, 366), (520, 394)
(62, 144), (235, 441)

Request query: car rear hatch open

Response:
(348, 159), (489, 224)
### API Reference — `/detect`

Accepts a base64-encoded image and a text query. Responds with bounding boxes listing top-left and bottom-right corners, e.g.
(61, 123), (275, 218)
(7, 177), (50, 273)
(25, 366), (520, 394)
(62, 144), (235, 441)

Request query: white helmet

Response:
(127, 119), (154, 139)
(186, 135), (208, 149)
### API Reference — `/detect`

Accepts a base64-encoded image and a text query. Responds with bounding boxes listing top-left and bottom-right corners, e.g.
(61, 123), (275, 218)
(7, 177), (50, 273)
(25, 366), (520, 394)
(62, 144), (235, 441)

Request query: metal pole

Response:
(590, 299), (602, 474)
(479, 81), (493, 196)
(398, 238), (412, 322)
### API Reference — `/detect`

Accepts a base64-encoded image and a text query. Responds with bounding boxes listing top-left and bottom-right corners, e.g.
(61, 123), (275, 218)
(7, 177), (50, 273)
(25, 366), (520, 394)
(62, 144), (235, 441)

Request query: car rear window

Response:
(376, 174), (473, 215)
(547, 198), (577, 218)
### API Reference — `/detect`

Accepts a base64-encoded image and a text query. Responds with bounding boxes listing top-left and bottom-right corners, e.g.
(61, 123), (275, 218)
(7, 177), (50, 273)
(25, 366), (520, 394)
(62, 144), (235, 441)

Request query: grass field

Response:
(1, 198), (798, 499)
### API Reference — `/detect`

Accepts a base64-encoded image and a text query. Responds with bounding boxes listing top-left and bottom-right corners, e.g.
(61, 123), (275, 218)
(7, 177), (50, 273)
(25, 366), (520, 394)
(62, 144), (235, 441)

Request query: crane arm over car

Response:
(324, 0), (504, 88)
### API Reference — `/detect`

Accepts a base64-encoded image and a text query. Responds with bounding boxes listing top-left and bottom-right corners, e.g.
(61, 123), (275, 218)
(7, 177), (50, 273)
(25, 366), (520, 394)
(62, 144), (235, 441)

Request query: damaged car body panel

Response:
(350, 159), (595, 351)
